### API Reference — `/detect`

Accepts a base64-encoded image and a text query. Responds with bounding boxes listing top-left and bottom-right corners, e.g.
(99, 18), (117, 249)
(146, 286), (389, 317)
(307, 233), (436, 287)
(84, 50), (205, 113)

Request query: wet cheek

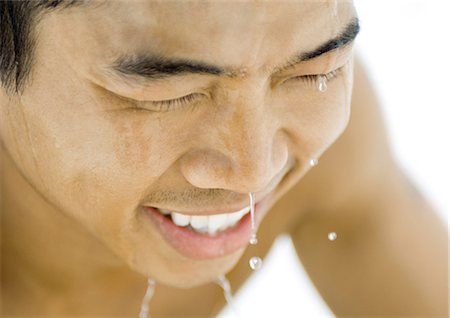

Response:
(108, 114), (150, 168)
(45, 115), (157, 238)
(15, 106), (154, 229)
(277, 76), (351, 154)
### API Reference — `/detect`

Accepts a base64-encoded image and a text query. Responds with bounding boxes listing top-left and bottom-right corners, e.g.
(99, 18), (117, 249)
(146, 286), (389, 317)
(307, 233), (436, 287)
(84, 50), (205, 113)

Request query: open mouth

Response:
(141, 196), (271, 260)
(155, 206), (251, 236)
(139, 160), (295, 259)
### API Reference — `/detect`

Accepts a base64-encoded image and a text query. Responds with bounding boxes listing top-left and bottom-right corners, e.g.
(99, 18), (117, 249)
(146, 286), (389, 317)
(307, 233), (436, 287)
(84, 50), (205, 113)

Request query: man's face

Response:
(0, 1), (356, 287)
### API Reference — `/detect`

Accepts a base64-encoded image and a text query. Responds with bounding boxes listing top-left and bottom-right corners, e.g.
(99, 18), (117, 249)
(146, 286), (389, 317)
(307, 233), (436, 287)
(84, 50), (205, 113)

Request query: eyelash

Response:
(287, 67), (342, 84)
(136, 67), (343, 112)
(143, 93), (203, 112)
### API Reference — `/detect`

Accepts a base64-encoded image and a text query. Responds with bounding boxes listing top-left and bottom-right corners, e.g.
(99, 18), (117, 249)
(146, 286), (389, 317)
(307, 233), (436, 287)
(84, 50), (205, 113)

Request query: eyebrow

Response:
(109, 17), (360, 82)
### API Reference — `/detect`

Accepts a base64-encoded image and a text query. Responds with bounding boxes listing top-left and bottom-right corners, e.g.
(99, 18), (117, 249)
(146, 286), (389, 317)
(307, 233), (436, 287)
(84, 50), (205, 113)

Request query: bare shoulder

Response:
(282, 55), (448, 316)
(206, 62), (394, 313)
(214, 54), (397, 295)
(199, 55), (448, 317)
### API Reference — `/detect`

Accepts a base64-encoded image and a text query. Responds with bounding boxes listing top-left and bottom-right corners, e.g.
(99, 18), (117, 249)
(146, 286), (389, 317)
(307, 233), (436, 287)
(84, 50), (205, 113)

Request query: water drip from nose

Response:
(248, 192), (262, 271)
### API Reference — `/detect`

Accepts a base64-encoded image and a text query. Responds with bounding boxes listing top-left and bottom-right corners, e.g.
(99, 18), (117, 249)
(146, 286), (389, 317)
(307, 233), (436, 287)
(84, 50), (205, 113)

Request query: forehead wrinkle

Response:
(79, 1), (357, 86)
(157, 4), (300, 58)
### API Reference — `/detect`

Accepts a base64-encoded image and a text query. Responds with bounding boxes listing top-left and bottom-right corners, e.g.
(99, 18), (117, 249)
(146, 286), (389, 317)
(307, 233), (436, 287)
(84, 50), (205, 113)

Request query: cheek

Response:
(13, 84), (171, 239)
(276, 64), (353, 155)
(16, 21), (167, 227)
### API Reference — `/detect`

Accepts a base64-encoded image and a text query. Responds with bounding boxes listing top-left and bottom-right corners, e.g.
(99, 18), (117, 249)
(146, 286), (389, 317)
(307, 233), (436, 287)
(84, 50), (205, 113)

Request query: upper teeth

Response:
(157, 206), (251, 235)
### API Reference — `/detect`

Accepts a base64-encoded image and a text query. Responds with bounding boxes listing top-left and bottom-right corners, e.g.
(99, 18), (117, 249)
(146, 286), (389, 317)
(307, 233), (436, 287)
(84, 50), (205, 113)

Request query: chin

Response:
(127, 248), (245, 289)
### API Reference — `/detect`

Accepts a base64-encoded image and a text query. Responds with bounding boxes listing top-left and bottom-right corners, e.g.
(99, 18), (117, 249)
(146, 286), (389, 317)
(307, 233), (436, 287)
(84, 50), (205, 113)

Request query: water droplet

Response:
(216, 275), (240, 316)
(249, 234), (258, 245)
(238, 67), (248, 77)
(248, 193), (262, 271)
(139, 278), (156, 318)
(216, 275), (231, 293)
(317, 75), (327, 92)
(249, 192), (256, 230)
(248, 194), (258, 244)
(249, 256), (262, 271)
(309, 158), (319, 167)
(328, 232), (337, 241)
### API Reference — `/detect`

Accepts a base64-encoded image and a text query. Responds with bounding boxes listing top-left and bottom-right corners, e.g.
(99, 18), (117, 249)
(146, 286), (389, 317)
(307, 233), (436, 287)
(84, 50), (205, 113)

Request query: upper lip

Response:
(143, 159), (294, 216)
(149, 194), (268, 216)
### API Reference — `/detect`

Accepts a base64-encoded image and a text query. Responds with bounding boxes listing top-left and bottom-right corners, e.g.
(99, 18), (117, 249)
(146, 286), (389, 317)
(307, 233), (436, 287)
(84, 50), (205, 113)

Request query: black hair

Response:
(0, 0), (80, 95)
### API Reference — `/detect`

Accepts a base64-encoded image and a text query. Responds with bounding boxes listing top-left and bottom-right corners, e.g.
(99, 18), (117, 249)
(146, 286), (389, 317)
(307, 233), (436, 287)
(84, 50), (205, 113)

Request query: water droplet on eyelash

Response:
(317, 75), (327, 92)
(237, 67), (248, 77)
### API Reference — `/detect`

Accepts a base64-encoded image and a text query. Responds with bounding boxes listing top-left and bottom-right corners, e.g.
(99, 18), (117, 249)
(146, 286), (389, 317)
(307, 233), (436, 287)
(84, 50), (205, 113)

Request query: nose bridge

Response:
(224, 101), (273, 184)
(180, 81), (288, 194)
(207, 91), (287, 193)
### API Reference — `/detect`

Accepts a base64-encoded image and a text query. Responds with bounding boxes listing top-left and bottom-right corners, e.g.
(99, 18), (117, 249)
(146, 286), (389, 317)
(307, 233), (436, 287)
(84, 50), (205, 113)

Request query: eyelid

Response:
(116, 63), (347, 112)
(131, 92), (205, 112)
(286, 64), (346, 85)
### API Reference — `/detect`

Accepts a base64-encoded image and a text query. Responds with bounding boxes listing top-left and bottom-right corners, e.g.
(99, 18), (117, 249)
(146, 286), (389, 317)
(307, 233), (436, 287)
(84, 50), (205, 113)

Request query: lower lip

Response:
(141, 196), (271, 260)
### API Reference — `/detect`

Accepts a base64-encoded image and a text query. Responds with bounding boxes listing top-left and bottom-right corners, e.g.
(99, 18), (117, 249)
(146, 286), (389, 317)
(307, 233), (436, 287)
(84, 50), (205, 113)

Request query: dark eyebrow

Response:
(109, 17), (360, 82)
(276, 16), (360, 71)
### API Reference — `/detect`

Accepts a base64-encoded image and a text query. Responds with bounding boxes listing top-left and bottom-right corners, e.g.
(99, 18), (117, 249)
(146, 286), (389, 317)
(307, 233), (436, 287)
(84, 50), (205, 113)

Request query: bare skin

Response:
(0, 1), (447, 317)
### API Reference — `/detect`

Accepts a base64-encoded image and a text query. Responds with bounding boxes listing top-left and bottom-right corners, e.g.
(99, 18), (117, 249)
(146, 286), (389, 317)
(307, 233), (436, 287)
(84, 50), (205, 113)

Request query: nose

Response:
(179, 100), (289, 194)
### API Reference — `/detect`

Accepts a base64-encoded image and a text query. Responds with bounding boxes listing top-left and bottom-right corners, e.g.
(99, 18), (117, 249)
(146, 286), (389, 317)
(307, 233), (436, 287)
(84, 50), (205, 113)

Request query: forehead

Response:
(49, 1), (356, 72)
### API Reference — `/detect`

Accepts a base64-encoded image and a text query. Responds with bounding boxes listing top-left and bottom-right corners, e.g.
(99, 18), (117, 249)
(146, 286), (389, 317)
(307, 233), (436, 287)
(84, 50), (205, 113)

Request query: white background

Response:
(218, 1), (449, 317)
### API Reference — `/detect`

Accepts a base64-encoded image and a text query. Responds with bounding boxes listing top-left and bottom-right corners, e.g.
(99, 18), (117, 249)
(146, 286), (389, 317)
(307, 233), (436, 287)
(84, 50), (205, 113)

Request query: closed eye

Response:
(128, 92), (206, 112)
(122, 65), (345, 113)
(287, 66), (343, 85)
